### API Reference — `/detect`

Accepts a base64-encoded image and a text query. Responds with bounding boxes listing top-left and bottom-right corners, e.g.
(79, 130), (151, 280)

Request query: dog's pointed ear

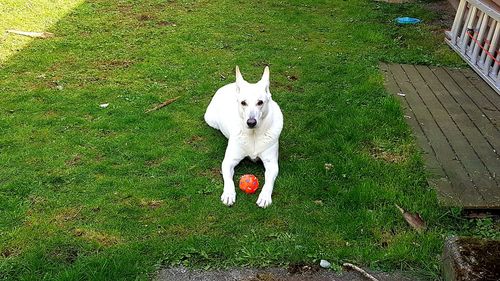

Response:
(260, 66), (271, 96)
(235, 66), (244, 92)
(260, 66), (270, 86)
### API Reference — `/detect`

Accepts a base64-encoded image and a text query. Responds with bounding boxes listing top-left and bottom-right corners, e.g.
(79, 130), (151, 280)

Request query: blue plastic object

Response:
(396, 17), (421, 24)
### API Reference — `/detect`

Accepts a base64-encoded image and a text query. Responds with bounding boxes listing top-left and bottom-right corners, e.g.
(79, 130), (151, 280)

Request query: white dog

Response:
(204, 66), (283, 208)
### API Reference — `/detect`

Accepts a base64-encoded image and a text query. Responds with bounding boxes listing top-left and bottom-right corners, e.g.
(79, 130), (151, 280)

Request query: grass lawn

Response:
(1, 0), (498, 280)
(0, 0), (84, 63)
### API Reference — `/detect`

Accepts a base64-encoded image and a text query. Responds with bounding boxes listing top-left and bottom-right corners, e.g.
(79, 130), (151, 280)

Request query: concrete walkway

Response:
(156, 266), (417, 281)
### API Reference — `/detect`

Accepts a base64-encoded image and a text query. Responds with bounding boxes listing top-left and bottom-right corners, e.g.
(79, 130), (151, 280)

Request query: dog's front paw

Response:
(221, 191), (236, 206)
(256, 192), (272, 208)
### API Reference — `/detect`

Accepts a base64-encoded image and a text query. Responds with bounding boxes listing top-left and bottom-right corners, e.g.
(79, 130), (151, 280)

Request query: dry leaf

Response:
(395, 204), (427, 232)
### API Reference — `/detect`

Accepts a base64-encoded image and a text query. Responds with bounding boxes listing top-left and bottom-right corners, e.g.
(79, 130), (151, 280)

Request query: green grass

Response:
(0, 0), (84, 63)
(1, 0), (496, 280)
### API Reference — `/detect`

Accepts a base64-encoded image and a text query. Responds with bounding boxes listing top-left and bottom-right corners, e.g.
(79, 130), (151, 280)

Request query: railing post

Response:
(471, 13), (489, 62)
(482, 23), (500, 75)
(451, 0), (468, 45)
(446, 0), (500, 95)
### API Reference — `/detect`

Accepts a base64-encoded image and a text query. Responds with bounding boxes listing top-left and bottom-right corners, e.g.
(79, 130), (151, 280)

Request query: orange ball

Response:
(239, 174), (259, 194)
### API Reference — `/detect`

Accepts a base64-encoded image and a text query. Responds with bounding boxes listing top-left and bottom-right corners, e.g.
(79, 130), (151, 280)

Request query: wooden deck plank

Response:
(424, 68), (500, 153)
(381, 63), (500, 208)
(431, 67), (500, 152)
(414, 66), (500, 186)
(430, 67), (500, 208)
(380, 63), (446, 178)
(445, 68), (500, 126)
(401, 64), (497, 206)
(459, 68), (500, 112)
(379, 63), (459, 205)
(386, 64), (485, 207)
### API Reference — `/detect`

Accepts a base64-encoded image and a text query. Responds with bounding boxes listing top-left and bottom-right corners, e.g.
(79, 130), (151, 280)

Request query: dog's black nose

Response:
(247, 118), (257, 128)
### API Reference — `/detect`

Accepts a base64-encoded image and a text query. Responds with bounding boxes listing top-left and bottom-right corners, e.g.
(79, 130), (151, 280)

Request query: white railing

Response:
(446, 0), (500, 95)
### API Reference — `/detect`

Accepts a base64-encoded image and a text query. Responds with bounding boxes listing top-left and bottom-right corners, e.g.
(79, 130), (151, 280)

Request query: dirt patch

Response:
(80, 31), (91, 37)
(49, 246), (79, 264)
(245, 272), (282, 281)
(186, 135), (205, 145)
(1, 247), (20, 258)
(425, 0), (456, 28)
(138, 14), (154, 21)
(72, 228), (120, 247)
(47, 62), (63, 72)
(96, 59), (133, 70)
(273, 80), (304, 93)
(287, 263), (321, 274)
(186, 135), (209, 152)
(158, 21), (177, 27)
(54, 207), (82, 224)
(117, 3), (132, 14)
(139, 198), (163, 209)
(145, 157), (166, 167)
(164, 224), (192, 237)
(200, 167), (221, 178)
(369, 146), (407, 164)
(65, 154), (82, 166)
(43, 110), (58, 118)
(28, 195), (46, 207)
(372, 228), (397, 248)
(253, 61), (270, 67)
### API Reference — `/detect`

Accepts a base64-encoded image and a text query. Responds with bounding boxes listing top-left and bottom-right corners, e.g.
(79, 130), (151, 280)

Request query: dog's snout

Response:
(247, 118), (257, 128)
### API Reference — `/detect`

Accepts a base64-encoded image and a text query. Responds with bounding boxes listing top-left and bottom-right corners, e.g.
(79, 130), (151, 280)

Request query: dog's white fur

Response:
(204, 66), (283, 208)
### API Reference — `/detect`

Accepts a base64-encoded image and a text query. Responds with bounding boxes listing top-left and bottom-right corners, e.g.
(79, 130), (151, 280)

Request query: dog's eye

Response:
(257, 100), (264, 106)
(241, 101), (247, 106)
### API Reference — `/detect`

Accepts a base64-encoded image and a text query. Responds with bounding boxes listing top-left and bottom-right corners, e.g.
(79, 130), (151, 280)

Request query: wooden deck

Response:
(380, 63), (500, 209)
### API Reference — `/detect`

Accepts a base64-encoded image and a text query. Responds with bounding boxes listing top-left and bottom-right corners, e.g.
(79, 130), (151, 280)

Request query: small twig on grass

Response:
(6, 30), (54, 39)
(342, 263), (379, 281)
(145, 96), (180, 113)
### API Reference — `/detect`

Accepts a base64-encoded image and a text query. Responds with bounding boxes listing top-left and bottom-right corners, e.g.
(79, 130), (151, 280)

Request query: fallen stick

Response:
(145, 96), (180, 113)
(342, 263), (379, 281)
(6, 30), (54, 39)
